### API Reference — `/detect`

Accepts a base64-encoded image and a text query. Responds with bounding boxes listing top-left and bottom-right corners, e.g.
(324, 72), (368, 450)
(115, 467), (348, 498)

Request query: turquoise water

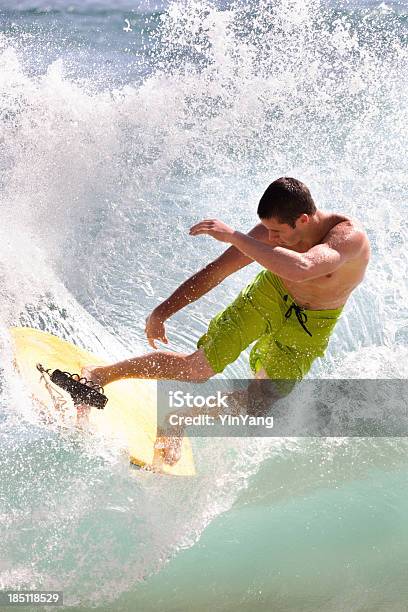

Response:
(0, 0), (407, 609)
(115, 468), (408, 612)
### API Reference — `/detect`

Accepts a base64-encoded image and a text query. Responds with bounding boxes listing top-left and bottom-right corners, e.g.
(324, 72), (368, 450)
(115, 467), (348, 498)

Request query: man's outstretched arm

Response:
(189, 218), (366, 282)
(145, 223), (271, 348)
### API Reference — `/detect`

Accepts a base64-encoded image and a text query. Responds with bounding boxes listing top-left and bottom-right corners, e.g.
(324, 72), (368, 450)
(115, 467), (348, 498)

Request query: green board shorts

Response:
(197, 269), (343, 391)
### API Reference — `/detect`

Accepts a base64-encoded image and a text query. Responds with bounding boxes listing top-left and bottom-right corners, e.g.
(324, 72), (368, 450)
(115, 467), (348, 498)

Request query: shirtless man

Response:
(81, 177), (370, 463)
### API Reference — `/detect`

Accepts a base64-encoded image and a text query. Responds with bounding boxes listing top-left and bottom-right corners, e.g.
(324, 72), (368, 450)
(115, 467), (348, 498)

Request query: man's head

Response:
(257, 177), (317, 246)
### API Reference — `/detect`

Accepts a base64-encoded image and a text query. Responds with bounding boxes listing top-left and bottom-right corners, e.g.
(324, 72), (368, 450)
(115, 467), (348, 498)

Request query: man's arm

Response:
(145, 223), (273, 348)
(229, 222), (366, 282)
(154, 222), (270, 320)
(189, 218), (366, 283)
(228, 233), (306, 281)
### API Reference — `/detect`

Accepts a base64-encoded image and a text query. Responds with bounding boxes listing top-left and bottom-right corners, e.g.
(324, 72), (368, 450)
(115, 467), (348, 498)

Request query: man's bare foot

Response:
(80, 365), (105, 388)
(154, 426), (185, 465)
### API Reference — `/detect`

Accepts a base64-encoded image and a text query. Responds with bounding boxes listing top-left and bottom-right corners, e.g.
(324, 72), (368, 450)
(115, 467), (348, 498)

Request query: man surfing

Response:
(81, 177), (370, 464)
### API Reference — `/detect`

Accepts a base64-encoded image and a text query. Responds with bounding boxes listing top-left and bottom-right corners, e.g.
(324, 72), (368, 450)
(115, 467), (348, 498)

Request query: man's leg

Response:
(224, 368), (285, 418)
(245, 368), (289, 416)
(80, 276), (272, 461)
(81, 347), (215, 387)
(77, 349), (215, 465)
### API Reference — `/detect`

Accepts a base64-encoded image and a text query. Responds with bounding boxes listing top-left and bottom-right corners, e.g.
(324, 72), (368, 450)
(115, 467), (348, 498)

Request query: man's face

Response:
(260, 215), (308, 246)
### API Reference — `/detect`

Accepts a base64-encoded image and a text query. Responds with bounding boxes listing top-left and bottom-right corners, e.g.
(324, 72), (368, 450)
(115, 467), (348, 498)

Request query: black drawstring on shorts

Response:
(283, 294), (312, 337)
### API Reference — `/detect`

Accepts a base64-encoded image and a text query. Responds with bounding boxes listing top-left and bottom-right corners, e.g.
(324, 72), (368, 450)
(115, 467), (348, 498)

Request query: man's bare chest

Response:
(282, 259), (366, 309)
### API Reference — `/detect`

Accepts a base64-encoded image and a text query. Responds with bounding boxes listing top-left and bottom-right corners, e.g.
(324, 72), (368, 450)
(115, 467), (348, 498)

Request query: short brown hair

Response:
(257, 177), (316, 227)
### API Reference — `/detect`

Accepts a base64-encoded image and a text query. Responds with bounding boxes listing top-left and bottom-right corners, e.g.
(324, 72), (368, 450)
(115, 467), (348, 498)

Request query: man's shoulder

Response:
(323, 214), (368, 249)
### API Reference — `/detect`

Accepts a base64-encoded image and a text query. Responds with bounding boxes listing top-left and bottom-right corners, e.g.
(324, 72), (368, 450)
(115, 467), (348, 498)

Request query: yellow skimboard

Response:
(9, 327), (196, 476)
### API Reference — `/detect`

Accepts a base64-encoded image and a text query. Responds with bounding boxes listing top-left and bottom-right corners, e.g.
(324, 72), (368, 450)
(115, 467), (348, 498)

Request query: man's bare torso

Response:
(272, 214), (370, 310)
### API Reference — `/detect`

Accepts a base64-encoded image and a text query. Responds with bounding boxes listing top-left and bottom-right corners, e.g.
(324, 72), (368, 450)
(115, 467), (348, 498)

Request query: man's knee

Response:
(185, 349), (215, 382)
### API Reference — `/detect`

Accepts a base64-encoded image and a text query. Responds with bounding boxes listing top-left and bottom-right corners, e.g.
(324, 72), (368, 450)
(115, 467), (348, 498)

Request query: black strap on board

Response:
(36, 364), (108, 409)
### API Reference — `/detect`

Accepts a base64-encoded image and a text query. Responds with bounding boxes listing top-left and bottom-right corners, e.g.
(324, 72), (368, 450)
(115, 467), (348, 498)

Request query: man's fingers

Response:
(190, 218), (213, 227)
(189, 221), (214, 234)
(189, 227), (209, 235)
(147, 335), (168, 348)
(190, 225), (217, 237)
(147, 337), (157, 349)
(190, 228), (210, 236)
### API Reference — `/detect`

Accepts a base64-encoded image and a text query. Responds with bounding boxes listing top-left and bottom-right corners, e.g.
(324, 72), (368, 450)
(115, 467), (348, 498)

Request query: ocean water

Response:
(0, 0), (407, 609)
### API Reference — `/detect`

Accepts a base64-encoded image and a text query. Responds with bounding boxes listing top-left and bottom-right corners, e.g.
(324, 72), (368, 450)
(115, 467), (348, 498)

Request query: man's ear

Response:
(297, 214), (309, 226)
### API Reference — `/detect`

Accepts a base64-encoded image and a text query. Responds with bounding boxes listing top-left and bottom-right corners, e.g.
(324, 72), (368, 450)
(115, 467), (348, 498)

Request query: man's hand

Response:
(189, 219), (235, 243)
(145, 310), (168, 349)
